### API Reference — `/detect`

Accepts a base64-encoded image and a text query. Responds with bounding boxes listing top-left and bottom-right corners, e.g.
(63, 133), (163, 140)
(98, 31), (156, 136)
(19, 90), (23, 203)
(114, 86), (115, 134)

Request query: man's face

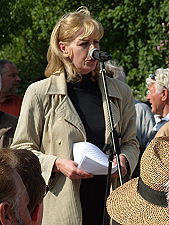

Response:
(146, 83), (165, 116)
(1, 63), (21, 96)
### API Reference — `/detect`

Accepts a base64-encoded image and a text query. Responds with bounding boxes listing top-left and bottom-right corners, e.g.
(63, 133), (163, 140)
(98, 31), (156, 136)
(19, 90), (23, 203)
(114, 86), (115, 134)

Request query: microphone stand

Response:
(100, 61), (124, 225)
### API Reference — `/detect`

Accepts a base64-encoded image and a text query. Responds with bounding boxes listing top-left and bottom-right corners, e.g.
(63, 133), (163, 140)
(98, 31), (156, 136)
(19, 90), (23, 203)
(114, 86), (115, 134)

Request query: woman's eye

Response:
(80, 42), (88, 46)
(94, 40), (99, 44)
(94, 40), (99, 45)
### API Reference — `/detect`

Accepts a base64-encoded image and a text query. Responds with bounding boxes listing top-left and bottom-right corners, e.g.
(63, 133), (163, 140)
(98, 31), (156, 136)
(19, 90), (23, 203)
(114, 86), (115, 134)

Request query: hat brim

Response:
(106, 178), (169, 225)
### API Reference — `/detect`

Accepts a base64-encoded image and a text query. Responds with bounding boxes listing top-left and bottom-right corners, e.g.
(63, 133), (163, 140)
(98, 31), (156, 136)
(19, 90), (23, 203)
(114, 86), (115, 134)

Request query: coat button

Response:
(58, 139), (62, 145)
(58, 117), (63, 121)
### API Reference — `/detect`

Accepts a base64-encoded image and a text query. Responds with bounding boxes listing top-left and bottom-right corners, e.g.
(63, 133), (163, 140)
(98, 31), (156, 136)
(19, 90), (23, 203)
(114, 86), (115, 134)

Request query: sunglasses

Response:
(149, 74), (156, 80)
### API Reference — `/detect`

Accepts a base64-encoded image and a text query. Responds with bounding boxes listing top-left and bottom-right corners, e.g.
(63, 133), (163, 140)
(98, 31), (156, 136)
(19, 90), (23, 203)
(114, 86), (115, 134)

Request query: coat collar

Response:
(45, 72), (123, 100)
(45, 72), (67, 95)
(45, 72), (86, 139)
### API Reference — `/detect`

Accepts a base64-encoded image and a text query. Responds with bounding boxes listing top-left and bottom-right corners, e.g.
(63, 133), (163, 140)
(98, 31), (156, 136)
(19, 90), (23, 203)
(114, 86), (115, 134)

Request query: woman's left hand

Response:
(111, 155), (128, 178)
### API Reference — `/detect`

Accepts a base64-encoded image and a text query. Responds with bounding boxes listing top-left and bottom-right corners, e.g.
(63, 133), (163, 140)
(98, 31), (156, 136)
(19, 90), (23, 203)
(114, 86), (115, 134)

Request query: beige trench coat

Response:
(11, 72), (139, 225)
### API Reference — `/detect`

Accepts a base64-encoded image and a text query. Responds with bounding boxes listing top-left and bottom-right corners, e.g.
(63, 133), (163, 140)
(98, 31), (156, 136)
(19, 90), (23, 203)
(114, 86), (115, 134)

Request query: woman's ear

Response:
(0, 202), (12, 225)
(58, 41), (69, 57)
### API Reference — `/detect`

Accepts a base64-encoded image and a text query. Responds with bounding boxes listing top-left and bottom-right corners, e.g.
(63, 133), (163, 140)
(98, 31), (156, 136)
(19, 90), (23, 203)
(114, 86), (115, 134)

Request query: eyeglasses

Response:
(149, 74), (156, 80)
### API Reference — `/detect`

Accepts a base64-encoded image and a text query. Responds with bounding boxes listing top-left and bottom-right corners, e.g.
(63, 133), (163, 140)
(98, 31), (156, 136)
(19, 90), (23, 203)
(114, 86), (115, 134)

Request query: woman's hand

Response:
(53, 158), (94, 180)
(111, 155), (128, 178)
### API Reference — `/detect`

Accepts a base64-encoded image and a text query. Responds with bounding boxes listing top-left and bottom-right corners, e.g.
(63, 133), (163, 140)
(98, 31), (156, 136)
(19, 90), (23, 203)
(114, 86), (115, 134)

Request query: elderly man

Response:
(0, 60), (22, 117)
(146, 68), (169, 135)
(0, 148), (46, 225)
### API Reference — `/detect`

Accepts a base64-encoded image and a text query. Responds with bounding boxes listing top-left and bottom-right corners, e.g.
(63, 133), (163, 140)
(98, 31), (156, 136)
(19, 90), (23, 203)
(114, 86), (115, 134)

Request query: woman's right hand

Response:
(53, 158), (94, 180)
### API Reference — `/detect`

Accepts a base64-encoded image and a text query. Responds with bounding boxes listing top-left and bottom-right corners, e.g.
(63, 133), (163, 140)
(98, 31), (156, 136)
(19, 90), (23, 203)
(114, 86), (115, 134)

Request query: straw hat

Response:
(106, 136), (169, 225)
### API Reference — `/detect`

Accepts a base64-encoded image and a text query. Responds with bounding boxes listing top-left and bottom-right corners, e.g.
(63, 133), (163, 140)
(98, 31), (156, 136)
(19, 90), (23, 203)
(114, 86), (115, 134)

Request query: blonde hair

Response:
(45, 6), (104, 82)
(146, 68), (169, 93)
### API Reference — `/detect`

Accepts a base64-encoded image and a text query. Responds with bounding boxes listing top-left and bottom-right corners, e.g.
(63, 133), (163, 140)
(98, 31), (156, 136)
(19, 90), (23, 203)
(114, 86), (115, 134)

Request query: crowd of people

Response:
(0, 6), (169, 225)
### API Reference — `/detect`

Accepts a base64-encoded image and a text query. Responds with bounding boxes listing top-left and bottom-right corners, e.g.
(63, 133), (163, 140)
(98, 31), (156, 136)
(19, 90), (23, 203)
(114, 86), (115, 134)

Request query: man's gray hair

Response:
(146, 68), (169, 93)
(105, 61), (126, 82)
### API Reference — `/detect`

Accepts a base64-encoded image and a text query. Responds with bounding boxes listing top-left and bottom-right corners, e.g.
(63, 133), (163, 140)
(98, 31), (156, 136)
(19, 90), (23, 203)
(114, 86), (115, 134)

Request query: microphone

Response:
(89, 48), (112, 62)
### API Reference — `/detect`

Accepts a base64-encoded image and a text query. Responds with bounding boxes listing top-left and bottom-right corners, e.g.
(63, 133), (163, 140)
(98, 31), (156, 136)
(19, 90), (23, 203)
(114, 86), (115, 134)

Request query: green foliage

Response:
(0, 0), (168, 100)
(98, 0), (169, 99)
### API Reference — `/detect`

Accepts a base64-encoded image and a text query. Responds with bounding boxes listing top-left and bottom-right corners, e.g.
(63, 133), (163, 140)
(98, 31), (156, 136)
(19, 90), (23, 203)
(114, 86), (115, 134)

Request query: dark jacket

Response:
(0, 111), (18, 148)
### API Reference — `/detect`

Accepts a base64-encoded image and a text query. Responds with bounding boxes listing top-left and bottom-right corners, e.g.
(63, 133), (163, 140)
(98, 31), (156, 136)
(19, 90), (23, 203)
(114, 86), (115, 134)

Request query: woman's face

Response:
(59, 29), (100, 74)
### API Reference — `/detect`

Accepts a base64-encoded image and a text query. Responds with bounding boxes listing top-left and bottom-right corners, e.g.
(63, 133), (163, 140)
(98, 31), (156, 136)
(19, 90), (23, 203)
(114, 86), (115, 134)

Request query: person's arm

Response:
(135, 102), (155, 149)
(54, 158), (93, 179)
(11, 83), (57, 183)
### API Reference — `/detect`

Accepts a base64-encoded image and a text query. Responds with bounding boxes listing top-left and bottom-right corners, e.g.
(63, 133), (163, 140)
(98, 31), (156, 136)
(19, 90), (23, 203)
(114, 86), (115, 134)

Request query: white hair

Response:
(105, 61), (126, 82)
(146, 68), (169, 93)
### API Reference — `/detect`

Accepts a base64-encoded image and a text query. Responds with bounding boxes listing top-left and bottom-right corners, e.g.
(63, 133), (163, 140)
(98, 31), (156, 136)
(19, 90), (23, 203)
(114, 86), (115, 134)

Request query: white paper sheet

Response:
(73, 142), (117, 175)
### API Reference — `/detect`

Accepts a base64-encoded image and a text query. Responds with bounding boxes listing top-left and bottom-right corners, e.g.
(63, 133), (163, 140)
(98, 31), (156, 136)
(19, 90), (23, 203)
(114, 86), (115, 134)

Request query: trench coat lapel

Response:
(55, 96), (86, 139)
(46, 73), (86, 139)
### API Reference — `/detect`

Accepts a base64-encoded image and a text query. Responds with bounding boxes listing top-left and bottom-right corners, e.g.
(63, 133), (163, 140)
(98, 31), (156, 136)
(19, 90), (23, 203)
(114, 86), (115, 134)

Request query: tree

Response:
(99, 0), (169, 99)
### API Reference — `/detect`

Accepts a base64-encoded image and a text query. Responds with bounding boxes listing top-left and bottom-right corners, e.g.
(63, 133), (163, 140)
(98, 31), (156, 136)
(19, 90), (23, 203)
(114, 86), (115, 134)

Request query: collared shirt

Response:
(153, 113), (169, 132)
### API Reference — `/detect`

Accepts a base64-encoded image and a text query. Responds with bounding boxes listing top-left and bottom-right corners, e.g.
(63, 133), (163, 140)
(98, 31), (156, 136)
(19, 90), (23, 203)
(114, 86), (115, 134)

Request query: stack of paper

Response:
(73, 142), (117, 175)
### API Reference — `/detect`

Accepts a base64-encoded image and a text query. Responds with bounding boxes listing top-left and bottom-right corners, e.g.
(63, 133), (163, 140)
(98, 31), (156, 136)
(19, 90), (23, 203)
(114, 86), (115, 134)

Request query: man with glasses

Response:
(0, 60), (22, 117)
(146, 68), (169, 135)
(0, 148), (46, 225)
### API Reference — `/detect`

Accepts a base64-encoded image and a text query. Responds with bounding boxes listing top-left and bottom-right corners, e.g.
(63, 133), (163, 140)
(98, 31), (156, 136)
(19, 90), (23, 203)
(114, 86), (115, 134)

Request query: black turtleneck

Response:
(67, 74), (109, 225)
(67, 74), (105, 149)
